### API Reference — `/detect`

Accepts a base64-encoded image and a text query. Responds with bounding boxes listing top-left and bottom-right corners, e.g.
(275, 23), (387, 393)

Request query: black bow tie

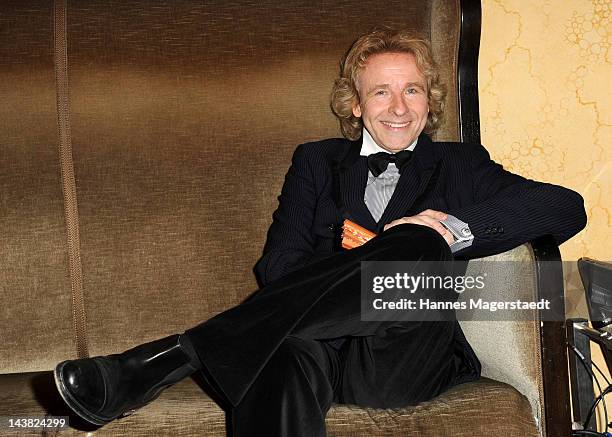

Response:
(367, 150), (414, 177)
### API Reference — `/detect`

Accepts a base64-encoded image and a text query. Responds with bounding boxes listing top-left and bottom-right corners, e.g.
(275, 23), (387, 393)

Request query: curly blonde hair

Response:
(331, 29), (446, 140)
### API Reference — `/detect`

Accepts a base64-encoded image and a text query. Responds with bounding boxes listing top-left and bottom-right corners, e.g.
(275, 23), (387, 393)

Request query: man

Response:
(54, 29), (586, 436)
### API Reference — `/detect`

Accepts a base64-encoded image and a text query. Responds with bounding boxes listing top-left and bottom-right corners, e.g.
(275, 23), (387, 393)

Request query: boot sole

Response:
(53, 361), (111, 426)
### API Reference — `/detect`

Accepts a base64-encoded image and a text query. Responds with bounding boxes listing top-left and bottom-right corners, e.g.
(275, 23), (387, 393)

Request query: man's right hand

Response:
(383, 209), (455, 246)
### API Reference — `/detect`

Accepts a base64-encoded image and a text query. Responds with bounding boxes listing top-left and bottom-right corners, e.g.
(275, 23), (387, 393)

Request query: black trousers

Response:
(185, 224), (481, 437)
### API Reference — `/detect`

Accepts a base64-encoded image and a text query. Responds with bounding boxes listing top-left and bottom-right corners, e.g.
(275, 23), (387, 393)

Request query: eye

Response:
(406, 87), (418, 95)
(375, 90), (387, 96)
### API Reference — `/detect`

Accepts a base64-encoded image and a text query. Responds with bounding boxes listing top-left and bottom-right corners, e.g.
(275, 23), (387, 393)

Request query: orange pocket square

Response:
(341, 219), (377, 250)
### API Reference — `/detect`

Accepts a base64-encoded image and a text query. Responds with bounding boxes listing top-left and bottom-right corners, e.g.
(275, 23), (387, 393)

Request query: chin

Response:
(385, 141), (413, 151)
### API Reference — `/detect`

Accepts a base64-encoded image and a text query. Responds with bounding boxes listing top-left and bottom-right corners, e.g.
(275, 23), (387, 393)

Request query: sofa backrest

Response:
(1, 0), (465, 373)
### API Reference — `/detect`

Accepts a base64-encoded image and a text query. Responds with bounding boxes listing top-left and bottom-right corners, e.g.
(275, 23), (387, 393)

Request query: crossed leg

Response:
(187, 224), (480, 436)
(54, 224), (480, 435)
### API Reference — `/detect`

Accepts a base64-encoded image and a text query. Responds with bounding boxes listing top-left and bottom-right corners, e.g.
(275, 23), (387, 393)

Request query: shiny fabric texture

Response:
(1, 0), (461, 373)
(0, 371), (538, 436)
(64, 0), (457, 359)
(1, 0), (76, 374)
(1, 0), (544, 435)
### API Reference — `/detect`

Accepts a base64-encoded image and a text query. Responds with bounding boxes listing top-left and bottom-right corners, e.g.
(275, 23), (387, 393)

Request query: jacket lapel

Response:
(336, 138), (378, 231)
(376, 134), (443, 232)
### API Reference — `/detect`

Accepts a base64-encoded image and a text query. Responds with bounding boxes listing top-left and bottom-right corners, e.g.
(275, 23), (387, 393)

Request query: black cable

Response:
(584, 384), (612, 431)
(582, 365), (608, 430)
(592, 357), (612, 387)
(569, 344), (609, 431)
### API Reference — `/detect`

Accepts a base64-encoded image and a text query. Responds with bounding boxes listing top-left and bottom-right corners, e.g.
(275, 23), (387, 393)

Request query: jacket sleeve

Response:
(447, 143), (587, 259)
(254, 143), (320, 287)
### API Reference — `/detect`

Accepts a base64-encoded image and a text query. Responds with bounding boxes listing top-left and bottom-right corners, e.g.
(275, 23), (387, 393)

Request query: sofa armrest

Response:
(458, 236), (570, 437)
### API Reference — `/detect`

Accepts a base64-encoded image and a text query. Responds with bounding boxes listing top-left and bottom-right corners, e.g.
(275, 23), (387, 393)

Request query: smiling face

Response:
(352, 52), (429, 152)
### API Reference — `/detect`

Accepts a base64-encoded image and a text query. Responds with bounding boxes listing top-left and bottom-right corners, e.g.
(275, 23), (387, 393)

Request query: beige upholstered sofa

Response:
(1, 0), (570, 435)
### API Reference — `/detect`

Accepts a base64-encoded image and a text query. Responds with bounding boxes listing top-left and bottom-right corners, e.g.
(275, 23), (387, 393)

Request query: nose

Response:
(389, 92), (408, 116)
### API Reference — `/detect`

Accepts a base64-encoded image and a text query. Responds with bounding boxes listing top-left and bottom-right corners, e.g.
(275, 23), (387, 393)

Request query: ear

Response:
(352, 102), (362, 118)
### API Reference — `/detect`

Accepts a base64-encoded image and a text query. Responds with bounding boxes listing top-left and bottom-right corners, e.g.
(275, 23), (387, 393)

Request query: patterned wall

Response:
(479, 0), (611, 317)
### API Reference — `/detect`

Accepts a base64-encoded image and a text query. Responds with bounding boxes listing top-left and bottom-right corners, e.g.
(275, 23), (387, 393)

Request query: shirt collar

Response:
(359, 128), (418, 156)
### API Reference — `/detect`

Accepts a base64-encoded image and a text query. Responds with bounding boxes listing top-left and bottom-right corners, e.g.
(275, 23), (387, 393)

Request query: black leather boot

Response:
(54, 334), (201, 425)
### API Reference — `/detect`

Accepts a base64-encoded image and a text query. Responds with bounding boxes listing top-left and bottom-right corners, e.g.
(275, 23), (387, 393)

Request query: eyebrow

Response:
(405, 82), (426, 90)
(366, 82), (426, 95)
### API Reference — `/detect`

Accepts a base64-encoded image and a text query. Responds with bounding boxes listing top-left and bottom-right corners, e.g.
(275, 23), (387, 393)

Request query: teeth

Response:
(382, 122), (410, 128)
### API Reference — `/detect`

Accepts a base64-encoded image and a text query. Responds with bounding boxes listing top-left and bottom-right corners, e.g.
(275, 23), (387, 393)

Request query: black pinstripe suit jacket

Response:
(255, 133), (587, 286)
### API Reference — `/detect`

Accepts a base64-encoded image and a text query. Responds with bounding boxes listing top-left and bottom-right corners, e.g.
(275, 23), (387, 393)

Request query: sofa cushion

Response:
(1, 372), (538, 436)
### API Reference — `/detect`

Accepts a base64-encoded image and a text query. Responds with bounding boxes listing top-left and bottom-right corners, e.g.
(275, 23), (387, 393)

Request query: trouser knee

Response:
(271, 338), (333, 387)
(369, 223), (453, 261)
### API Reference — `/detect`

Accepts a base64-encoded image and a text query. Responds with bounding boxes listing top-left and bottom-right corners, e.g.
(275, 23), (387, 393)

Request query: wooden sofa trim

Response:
(457, 0), (481, 145)
(532, 235), (572, 437)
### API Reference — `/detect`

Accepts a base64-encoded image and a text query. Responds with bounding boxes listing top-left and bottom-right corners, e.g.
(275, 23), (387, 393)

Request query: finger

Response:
(383, 220), (401, 231)
(401, 217), (448, 237)
(385, 214), (454, 245)
(419, 209), (448, 220)
(420, 211), (448, 221)
(441, 228), (455, 246)
(414, 216), (450, 236)
(419, 219), (454, 245)
(384, 217), (410, 231)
